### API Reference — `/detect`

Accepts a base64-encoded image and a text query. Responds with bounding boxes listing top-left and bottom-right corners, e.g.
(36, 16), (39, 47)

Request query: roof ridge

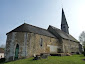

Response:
(6, 23), (55, 38)
(24, 23), (48, 31)
(49, 25), (78, 42)
(49, 25), (59, 29)
(7, 23), (48, 34)
(49, 25), (69, 34)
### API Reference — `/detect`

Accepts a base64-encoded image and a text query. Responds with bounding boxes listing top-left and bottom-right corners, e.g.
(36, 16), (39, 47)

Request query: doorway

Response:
(15, 44), (19, 60)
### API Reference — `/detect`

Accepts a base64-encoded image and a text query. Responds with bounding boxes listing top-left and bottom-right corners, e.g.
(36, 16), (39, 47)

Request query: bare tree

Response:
(79, 31), (85, 46)
(79, 31), (85, 56)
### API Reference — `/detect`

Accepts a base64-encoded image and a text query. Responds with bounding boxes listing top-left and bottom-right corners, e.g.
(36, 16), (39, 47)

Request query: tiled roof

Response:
(7, 23), (55, 38)
(48, 25), (79, 42)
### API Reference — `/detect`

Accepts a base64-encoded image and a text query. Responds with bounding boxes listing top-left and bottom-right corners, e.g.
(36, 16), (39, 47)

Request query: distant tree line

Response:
(0, 44), (5, 48)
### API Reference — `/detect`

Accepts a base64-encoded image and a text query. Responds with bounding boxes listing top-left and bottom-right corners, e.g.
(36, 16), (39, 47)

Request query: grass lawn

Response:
(2, 55), (85, 64)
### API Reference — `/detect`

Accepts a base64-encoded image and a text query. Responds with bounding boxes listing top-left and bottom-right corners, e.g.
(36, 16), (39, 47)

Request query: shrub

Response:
(84, 48), (85, 56)
(0, 58), (5, 63)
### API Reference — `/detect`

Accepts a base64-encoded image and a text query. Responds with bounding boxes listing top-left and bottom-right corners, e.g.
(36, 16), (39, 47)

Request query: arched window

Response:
(40, 38), (43, 47)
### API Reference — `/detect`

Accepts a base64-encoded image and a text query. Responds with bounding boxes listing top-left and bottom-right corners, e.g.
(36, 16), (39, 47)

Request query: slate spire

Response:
(61, 8), (69, 34)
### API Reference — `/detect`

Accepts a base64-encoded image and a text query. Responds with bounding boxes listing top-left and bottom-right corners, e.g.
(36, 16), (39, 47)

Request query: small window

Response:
(40, 38), (43, 47)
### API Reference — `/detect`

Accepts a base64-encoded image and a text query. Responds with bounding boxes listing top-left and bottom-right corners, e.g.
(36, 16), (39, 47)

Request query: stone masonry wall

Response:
(62, 39), (79, 53)
(27, 33), (60, 57)
(5, 32), (60, 61)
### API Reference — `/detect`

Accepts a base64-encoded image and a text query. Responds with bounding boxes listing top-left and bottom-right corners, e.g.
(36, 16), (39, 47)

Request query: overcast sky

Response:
(0, 0), (85, 45)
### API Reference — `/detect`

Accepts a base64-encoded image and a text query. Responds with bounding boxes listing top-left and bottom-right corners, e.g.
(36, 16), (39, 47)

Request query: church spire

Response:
(61, 8), (69, 34)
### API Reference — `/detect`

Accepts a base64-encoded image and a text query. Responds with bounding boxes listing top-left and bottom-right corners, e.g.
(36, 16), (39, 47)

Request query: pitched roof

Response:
(7, 23), (55, 38)
(0, 48), (4, 53)
(48, 25), (79, 43)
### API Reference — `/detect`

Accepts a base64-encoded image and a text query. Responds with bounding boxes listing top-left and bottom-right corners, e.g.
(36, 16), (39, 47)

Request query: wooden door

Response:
(15, 44), (19, 59)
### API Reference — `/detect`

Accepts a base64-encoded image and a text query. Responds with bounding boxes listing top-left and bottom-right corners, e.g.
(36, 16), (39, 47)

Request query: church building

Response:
(5, 9), (80, 61)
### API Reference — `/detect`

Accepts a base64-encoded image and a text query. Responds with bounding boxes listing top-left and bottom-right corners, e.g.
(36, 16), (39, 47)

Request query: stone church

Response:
(5, 9), (80, 61)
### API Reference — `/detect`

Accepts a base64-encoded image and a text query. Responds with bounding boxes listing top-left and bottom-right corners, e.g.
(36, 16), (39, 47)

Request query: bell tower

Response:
(61, 9), (69, 34)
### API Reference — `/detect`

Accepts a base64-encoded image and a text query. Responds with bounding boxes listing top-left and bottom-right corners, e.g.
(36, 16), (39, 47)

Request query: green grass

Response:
(2, 55), (85, 64)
